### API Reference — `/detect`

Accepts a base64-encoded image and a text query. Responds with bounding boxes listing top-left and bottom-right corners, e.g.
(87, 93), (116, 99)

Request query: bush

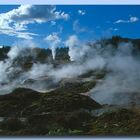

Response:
(0, 118), (25, 131)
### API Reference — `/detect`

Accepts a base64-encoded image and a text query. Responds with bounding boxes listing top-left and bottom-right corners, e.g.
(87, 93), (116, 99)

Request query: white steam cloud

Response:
(65, 35), (91, 61)
(44, 33), (61, 60)
(90, 42), (140, 105)
(0, 36), (140, 107)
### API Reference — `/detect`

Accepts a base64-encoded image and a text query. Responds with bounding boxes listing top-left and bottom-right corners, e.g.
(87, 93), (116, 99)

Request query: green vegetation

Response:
(0, 118), (25, 131)
(0, 46), (10, 60)
(0, 86), (101, 135)
(0, 36), (140, 135)
(88, 108), (140, 136)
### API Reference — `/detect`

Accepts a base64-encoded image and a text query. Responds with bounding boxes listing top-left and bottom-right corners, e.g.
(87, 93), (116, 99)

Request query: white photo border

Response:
(0, 1), (139, 140)
(0, 0), (140, 4)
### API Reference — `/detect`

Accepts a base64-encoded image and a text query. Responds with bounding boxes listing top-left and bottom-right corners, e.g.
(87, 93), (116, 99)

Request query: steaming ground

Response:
(0, 38), (140, 107)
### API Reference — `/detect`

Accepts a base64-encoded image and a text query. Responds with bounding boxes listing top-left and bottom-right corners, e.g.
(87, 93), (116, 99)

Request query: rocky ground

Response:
(0, 77), (140, 136)
(0, 36), (140, 136)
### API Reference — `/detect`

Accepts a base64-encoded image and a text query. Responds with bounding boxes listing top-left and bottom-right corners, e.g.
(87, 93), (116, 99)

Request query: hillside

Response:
(0, 36), (140, 135)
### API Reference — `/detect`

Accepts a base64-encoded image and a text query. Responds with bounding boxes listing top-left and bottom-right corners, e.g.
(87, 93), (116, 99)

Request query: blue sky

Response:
(0, 5), (140, 48)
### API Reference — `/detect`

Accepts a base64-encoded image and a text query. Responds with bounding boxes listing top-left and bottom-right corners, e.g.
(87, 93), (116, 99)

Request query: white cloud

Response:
(129, 17), (139, 22)
(50, 21), (56, 26)
(114, 28), (119, 31)
(78, 10), (86, 16)
(109, 28), (119, 31)
(115, 16), (139, 24)
(0, 28), (37, 40)
(45, 33), (61, 42)
(0, 5), (69, 39)
(73, 20), (87, 33)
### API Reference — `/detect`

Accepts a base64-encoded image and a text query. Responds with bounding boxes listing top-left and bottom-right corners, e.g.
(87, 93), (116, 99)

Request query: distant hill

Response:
(0, 46), (70, 62)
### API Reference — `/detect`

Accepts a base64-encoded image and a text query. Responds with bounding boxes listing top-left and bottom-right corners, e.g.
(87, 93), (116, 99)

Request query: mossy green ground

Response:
(0, 84), (140, 136)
